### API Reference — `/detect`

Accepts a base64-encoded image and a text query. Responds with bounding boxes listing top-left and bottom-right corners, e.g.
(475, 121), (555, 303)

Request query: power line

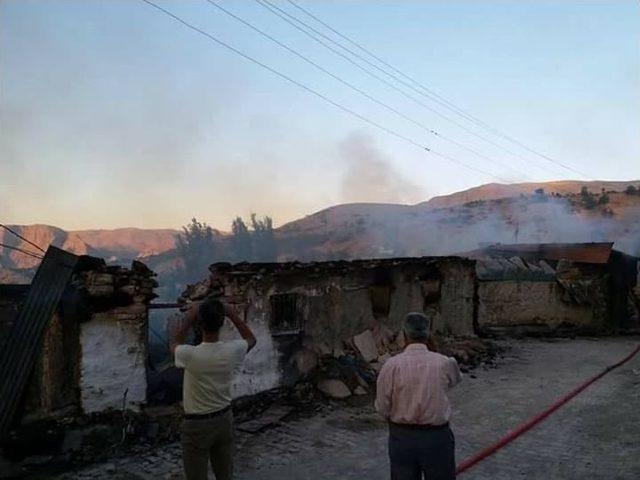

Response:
(0, 224), (46, 253)
(205, 0), (528, 180)
(141, 0), (508, 182)
(0, 243), (44, 260)
(284, 0), (596, 181)
(255, 0), (557, 179)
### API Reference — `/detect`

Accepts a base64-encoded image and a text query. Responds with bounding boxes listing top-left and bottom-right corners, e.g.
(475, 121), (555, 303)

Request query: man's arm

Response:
(169, 304), (198, 356)
(374, 362), (393, 419)
(224, 303), (257, 352)
(445, 357), (462, 389)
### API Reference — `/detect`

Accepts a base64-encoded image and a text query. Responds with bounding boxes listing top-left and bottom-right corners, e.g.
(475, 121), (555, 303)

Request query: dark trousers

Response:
(181, 410), (234, 480)
(388, 423), (456, 480)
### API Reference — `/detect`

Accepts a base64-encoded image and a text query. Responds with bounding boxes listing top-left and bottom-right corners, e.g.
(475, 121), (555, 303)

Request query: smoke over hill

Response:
(2, 180), (640, 286)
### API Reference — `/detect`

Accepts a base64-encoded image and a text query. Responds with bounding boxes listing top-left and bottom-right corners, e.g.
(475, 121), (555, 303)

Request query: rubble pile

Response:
(306, 326), (499, 400)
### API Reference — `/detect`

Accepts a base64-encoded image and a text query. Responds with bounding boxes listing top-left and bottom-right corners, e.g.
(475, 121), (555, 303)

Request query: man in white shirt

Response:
(171, 297), (256, 480)
(375, 312), (462, 480)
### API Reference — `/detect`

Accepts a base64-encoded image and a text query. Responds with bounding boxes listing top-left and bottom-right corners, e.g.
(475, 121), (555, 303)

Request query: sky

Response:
(1, 0), (639, 230)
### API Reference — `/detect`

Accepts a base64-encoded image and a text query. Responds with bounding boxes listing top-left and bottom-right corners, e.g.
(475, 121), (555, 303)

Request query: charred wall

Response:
(179, 257), (476, 398)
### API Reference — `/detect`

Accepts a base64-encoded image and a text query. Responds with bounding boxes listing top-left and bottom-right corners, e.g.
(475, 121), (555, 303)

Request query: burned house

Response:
(179, 256), (476, 398)
(467, 242), (640, 335)
(0, 247), (157, 436)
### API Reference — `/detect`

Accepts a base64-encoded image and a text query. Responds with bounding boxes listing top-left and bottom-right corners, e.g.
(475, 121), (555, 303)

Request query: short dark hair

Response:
(404, 312), (430, 341)
(198, 298), (225, 333)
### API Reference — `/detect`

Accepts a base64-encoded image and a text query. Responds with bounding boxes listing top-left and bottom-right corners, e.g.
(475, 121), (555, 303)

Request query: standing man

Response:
(375, 312), (462, 480)
(170, 297), (257, 480)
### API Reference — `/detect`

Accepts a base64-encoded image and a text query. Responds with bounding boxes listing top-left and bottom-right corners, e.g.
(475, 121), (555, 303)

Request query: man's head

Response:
(198, 297), (225, 334)
(404, 312), (430, 343)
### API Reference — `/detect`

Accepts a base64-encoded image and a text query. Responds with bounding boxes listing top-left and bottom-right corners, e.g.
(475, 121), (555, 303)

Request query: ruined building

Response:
(0, 247), (157, 435)
(176, 243), (638, 399)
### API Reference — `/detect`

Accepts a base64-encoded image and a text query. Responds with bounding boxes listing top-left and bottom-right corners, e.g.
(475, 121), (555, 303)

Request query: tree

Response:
(625, 185), (638, 195)
(176, 218), (216, 280)
(230, 216), (252, 262)
(250, 214), (277, 262)
(580, 186), (597, 209)
(598, 193), (610, 205)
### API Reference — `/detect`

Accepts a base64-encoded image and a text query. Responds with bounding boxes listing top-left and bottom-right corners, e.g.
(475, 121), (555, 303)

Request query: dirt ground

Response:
(55, 337), (640, 480)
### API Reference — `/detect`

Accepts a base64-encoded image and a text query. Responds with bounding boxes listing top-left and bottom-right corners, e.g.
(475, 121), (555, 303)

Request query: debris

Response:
(353, 330), (378, 362)
(354, 386), (368, 396)
(291, 348), (318, 376)
(317, 379), (351, 399)
(237, 405), (294, 433)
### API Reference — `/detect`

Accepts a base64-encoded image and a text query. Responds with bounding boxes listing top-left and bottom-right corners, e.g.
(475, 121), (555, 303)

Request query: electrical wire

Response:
(141, 0), (509, 182)
(0, 243), (44, 260)
(0, 224), (46, 253)
(284, 0), (596, 181)
(205, 0), (528, 180)
(255, 0), (556, 179)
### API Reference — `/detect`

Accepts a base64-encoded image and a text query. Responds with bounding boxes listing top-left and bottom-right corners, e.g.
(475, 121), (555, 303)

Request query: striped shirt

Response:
(375, 343), (462, 426)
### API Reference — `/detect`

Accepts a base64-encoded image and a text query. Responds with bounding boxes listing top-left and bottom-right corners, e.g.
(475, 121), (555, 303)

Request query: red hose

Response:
(456, 343), (640, 475)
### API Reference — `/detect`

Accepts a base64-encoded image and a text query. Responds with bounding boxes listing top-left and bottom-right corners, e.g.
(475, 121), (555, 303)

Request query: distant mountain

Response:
(0, 225), (178, 281)
(2, 180), (640, 286)
(73, 228), (178, 260)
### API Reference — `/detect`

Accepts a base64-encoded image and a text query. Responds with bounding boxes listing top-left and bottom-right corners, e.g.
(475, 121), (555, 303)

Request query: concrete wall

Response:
(477, 280), (599, 334)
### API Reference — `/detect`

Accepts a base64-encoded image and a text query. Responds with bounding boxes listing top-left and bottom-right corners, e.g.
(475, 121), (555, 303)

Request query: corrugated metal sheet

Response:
(466, 242), (614, 265)
(0, 246), (78, 435)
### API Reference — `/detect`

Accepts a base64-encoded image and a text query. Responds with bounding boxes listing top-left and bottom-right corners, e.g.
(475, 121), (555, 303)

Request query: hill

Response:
(2, 180), (640, 286)
(420, 180), (640, 209)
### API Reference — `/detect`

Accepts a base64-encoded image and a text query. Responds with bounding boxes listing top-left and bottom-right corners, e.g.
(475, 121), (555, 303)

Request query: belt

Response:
(389, 421), (449, 431)
(184, 405), (231, 420)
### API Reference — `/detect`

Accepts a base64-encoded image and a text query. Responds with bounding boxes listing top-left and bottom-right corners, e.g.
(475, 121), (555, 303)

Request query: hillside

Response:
(2, 180), (640, 286)
(420, 180), (640, 209)
(276, 189), (640, 261)
(73, 228), (178, 259)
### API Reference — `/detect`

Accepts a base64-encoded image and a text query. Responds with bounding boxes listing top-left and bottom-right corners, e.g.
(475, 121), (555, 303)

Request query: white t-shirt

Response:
(175, 340), (248, 415)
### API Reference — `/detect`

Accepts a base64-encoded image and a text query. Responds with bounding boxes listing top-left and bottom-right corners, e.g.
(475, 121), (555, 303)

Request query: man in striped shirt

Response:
(375, 312), (462, 480)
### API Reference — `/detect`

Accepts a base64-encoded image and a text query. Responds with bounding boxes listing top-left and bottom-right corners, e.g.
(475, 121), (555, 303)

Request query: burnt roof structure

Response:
(465, 242), (615, 264)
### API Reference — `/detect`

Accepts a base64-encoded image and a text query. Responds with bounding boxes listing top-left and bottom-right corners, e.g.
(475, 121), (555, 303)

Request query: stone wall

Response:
(17, 260), (157, 420)
(179, 257), (476, 398)
(77, 262), (156, 413)
(477, 280), (600, 334)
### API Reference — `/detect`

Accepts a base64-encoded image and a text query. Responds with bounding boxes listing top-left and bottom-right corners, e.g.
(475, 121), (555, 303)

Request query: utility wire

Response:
(141, 0), (509, 182)
(0, 243), (44, 260)
(255, 0), (555, 179)
(0, 224), (46, 253)
(205, 0), (528, 180)
(285, 0), (596, 181)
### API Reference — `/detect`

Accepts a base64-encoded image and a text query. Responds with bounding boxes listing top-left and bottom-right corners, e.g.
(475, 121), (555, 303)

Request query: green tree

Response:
(176, 218), (216, 280)
(250, 214), (277, 262)
(625, 185), (638, 195)
(230, 216), (252, 262)
(598, 192), (610, 205)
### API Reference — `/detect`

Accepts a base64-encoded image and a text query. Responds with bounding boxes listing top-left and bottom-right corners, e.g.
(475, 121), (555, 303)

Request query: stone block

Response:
(353, 329), (378, 362)
(317, 379), (351, 399)
(87, 285), (115, 297)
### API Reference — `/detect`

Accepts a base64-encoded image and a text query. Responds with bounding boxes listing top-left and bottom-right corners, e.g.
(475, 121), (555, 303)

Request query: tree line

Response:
(176, 215), (277, 281)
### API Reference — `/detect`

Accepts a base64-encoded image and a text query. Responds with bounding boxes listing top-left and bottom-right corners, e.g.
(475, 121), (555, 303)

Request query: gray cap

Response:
(404, 312), (430, 340)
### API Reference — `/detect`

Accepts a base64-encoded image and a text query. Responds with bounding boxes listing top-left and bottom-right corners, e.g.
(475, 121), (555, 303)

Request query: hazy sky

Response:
(1, 0), (639, 230)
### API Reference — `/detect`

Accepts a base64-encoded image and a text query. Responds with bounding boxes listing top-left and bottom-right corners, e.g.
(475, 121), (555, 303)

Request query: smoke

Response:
(339, 132), (426, 204)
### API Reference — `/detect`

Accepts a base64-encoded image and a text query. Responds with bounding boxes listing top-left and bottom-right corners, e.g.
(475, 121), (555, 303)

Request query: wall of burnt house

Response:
(16, 261), (157, 422)
(179, 257), (476, 398)
(477, 256), (639, 335)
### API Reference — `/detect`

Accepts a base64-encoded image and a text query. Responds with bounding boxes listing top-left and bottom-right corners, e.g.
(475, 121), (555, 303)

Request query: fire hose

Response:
(456, 343), (640, 475)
